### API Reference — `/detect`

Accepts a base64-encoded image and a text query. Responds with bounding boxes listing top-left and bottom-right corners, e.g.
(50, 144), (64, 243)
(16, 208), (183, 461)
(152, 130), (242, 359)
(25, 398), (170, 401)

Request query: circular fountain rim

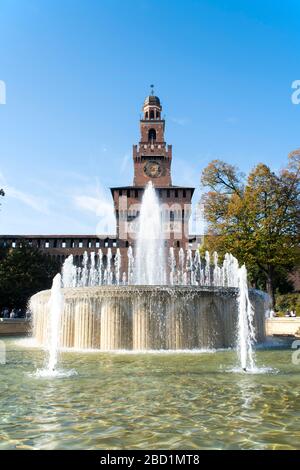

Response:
(31, 285), (245, 301)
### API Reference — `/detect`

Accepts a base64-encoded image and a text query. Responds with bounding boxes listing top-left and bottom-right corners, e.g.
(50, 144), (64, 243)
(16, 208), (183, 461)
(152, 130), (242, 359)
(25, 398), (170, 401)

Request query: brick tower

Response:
(133, 93), (172, 187)
(111, 90), (195, 252)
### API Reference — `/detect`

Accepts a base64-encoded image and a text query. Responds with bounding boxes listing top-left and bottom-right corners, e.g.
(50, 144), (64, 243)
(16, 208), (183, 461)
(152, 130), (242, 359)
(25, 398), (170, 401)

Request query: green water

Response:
(0, 337), (299, 450)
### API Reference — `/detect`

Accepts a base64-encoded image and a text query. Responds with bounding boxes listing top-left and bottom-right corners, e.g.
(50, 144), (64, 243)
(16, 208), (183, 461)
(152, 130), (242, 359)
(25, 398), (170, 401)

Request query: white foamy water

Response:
(134, 182), (166, 285)
(33, 273), (76, 378)
(228, 366), (277, 375)
(237, 265), (256, 371)
(47, 273), (63, 372)
(32, 368), (77, 378)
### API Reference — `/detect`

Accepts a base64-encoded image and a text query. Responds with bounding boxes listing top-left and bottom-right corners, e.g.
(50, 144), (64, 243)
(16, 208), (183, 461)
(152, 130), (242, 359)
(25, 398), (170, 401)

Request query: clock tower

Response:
(133, 92), (172, 187)
(110, 90), (195, 251)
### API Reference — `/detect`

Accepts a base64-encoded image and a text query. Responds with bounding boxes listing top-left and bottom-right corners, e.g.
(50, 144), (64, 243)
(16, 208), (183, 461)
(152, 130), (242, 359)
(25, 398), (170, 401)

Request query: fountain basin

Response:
(30, 286), (266, 350)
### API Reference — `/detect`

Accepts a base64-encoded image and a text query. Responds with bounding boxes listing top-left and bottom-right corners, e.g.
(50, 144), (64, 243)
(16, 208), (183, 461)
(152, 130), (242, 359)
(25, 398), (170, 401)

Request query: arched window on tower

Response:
(150, 110), (154, 119)
(156, 111), (160, 119)
(148, 128), (156, 142)
(145, 111), (148, 119)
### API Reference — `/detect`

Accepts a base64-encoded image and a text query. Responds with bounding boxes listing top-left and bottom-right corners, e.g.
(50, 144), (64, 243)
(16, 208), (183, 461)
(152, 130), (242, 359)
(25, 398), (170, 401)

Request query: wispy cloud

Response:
(4, 186), (50, 214)
(173, 158), (199, 187)
(120, 153), (131, 174)
(73, 185), (115, 235)
(171, 117), (190, 126)
(0, 171), (50, 214)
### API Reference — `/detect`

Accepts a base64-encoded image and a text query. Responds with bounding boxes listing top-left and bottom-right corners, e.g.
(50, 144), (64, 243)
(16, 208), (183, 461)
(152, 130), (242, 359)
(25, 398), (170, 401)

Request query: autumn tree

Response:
(201, 152), (300, 306)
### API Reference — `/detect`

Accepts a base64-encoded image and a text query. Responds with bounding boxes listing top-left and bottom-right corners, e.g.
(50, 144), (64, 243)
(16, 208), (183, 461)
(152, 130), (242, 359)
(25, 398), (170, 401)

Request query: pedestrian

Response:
(10, 309), (16, 319)
(269, 308), (275, 318)
(3, 308), (9, 318)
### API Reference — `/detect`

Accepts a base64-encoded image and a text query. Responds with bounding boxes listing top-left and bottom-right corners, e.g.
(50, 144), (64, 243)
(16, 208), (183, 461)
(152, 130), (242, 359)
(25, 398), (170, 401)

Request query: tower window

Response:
(148, 128), (156, 142)
(156, 111), (160, 119)
(150, 110), (154, 119)
(167, 189), (170, 198)
(175, 189), (178, 198)
(183, 189), (186, 198)
(135, 190), (138, 198)
(127, 189), (130, 198)
(145, 111), (148, 119)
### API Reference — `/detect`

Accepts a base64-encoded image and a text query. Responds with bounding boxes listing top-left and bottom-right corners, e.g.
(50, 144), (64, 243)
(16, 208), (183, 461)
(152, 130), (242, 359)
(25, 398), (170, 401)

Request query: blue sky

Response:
(0, 0), (299, 235)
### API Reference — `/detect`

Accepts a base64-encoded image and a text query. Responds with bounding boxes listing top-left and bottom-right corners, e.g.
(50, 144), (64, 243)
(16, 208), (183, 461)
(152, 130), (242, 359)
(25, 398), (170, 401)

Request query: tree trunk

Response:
(266, 266), (275, 308)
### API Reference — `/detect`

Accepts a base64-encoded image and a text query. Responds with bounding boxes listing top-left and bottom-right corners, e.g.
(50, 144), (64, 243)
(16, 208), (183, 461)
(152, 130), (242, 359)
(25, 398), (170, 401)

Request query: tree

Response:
(201, 152), (300, 306)
(0, 243), (60, 310)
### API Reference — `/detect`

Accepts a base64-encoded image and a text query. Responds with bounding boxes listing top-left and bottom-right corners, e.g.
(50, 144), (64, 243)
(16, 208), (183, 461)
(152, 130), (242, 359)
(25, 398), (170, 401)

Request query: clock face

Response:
(144, 161), (162, 178)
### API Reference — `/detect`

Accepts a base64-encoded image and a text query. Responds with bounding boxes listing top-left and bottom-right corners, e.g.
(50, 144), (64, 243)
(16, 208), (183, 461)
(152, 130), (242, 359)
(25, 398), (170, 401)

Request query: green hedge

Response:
(275, 293), (300, 316)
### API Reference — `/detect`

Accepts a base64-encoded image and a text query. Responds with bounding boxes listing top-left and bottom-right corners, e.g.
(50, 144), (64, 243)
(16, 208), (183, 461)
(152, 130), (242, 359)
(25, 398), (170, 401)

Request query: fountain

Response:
(30, 183), (266, 365)
(33, 273), (64, 377)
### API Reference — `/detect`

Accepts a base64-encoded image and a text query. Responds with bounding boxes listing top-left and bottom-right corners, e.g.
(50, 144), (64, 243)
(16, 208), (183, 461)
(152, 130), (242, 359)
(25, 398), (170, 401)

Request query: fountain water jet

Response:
(32, 274), (65, 377)
(30, 183), (266, 364)
(135, 182), (165, 285)
(237, 265), (256, 371)
(47, 274), (63, 372)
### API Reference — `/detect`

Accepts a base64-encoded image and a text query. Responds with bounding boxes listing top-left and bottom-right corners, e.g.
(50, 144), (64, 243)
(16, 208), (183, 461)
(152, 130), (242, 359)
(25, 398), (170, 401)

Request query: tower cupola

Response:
(132, 86), (172, 187)
(143, 85), (162, 120)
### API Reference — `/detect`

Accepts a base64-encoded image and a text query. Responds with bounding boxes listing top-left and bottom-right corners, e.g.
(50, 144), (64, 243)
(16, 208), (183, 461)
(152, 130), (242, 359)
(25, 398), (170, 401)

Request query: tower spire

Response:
(150, 84), (154, 95)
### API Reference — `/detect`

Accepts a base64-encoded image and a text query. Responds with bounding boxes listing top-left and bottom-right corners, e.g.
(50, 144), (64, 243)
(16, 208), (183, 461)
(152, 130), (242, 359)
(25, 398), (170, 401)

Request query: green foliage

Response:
(201, 152), (300, 306)
(0, 244), (60, 310)
(275, 293), (300, 316)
